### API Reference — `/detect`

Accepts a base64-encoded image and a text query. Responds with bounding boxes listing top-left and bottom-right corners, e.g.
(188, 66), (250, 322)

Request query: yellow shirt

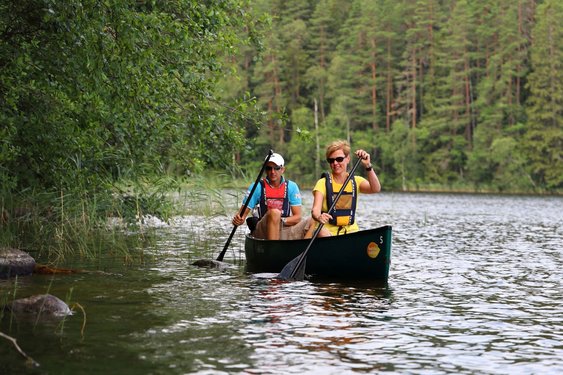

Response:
(313, 175), (366, 235)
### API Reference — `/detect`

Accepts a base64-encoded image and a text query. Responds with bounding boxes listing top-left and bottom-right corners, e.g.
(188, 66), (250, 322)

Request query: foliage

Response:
(0, 0), (268, 255)
(524, 0), (563, 190)
(0, 0), (264, 195)
(224, 0), (561, 194)
(1, 0), (562, 260)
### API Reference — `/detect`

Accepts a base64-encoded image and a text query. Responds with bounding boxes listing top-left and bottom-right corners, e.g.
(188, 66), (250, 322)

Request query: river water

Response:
(1, 192), (562, 374)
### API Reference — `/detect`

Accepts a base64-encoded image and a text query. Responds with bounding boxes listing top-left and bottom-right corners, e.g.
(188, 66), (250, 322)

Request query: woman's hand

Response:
(315, 212), (333, 224)
(355, 149), (371, 168)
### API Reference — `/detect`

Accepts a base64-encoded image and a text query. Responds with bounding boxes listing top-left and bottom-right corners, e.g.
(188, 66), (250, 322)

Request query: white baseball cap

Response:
(267, 153), (285, 167)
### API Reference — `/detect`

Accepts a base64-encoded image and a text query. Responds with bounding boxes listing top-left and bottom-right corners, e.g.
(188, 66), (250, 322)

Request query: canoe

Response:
(244, 225), (392, 282)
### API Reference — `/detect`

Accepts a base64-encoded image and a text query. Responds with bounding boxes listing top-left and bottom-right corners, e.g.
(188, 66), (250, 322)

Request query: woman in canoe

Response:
(307, 140), (381, 237)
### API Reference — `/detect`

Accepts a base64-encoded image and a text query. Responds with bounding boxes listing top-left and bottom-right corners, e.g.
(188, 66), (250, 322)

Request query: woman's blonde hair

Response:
(325, 140), (350, 158)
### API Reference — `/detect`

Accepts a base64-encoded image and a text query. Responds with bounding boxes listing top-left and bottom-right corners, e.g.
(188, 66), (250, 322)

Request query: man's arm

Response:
(285, 205), (302, 226)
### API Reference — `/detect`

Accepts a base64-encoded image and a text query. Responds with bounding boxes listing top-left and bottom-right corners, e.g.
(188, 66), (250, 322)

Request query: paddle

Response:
(277, 156), (365, 281)
(216, 150), (274, 262)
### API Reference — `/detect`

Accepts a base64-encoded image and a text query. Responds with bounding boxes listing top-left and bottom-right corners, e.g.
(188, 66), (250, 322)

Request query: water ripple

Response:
(9, 193), (559, 375)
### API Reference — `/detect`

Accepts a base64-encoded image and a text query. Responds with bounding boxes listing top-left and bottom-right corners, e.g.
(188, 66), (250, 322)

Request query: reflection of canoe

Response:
(244, 225), (392, 282)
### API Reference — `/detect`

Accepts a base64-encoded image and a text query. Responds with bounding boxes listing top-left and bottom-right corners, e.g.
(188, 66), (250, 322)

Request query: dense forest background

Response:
(1, 0), (562, 202)
(225, 0), (562, 192)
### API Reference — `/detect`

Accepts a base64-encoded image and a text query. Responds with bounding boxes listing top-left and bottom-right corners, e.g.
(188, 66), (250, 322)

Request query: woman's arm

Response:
(355, 149), (381, 194)
(310, 190), (332, 224)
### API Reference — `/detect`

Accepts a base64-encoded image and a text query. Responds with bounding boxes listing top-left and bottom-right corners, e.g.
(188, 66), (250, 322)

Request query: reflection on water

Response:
(1, 193), (562, 374)
(234, 280), (393, 374)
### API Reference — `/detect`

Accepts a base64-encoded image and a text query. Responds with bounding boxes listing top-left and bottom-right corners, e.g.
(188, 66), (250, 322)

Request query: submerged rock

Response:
(192, 259), (234, 271)
(8, 294), (72, 319)
(0, 248), (36, 279)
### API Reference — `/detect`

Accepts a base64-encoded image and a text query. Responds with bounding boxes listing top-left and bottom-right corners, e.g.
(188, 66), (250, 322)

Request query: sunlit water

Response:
(1, 192), (562, 374)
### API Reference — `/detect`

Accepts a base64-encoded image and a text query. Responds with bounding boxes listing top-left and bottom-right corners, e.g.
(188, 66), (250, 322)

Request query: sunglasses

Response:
(326, 156), (346, 164)
(265, 166), (282, 172)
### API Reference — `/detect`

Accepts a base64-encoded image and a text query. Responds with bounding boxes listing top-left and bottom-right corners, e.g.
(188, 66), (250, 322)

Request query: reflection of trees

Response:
(240, 280), (394, 365)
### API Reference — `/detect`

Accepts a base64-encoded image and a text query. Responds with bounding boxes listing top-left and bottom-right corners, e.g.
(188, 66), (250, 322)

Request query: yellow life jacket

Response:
(323, 172), (357, 229)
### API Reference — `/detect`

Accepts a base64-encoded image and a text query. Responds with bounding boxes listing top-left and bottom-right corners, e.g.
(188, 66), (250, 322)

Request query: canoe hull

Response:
(244, 225), (392, 282)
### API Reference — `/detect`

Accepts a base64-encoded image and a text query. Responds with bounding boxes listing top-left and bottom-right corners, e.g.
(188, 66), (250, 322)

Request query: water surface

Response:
(1, 192), (562, 374)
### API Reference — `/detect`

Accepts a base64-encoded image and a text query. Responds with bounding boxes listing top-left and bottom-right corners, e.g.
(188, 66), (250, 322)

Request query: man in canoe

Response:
(307, 140), (381, 237)
(231, 152), (310, 240)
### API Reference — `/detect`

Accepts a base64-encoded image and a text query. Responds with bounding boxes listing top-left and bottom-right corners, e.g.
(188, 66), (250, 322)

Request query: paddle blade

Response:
(276, 254), (306, 281)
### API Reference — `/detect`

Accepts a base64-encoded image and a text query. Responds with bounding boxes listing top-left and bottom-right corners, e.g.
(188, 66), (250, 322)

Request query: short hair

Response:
(325, 140), (350, 158)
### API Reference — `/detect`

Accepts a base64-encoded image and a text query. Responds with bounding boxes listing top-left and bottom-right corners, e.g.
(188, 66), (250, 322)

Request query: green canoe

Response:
(244, 225), (392, 282)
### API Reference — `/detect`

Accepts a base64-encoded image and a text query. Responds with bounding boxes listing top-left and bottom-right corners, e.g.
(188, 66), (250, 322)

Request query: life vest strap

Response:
(258, 179), (290, 218)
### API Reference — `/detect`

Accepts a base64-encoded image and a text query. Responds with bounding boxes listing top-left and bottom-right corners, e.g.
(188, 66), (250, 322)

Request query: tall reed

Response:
(1, 172), (246, 264)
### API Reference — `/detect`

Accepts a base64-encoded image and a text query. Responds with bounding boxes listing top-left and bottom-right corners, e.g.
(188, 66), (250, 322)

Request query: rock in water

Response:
(9, 294), (72, 318)
(0, 247), (36, 278)
(191, 259), (233, 271)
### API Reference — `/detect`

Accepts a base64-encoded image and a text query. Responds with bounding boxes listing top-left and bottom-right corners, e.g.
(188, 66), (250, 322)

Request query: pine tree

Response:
(413, 0), (443, 119)
(307, 0), (350, 124)
(379, 0), (403, 132)
(416, 0), (473, 184)
(524, 0), (563, 189)
(276, 0), (314, 109)
(395, 0), (419, 130)
(325, 0), (365, 134)
(252, 28), (287, 146)
(468, 0), (536, 188)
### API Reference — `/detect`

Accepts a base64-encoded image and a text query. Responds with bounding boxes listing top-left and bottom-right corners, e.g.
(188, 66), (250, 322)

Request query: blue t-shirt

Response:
(242, 177), (302, 209)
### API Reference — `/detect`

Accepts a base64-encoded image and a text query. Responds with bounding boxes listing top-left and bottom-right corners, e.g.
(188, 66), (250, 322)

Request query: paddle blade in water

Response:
(291, 259), (306, 281)
(276, 254), (306, 281)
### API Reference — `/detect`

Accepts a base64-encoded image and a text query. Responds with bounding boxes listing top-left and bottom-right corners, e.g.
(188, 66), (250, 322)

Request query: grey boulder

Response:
(0, 247), (36, 279)
(8, 294), (73, 319)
